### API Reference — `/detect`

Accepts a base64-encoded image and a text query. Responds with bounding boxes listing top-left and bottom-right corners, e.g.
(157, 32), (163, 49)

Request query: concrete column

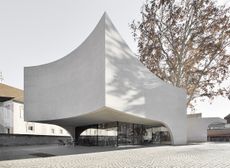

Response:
(74, 126), (89, 145)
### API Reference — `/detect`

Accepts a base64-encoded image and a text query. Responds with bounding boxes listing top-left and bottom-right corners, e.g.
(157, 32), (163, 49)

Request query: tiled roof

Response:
(0, 83), (23, 103)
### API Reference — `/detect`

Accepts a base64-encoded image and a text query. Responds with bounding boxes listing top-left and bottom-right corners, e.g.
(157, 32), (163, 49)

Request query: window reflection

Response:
(79, 122), (171, 146)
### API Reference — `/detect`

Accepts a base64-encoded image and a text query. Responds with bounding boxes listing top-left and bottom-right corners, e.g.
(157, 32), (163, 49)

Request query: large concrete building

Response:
(24, 13), (227, 146)
(0, 83), (69, 136)
(24, 13), (187, 145)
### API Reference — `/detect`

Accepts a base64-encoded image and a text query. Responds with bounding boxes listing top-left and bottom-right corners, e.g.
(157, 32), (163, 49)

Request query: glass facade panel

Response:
(78, 122), (171, 146)
(98, 122), (117, 146)
(133, 124), (144, 145)
(118, 122), (127, 145)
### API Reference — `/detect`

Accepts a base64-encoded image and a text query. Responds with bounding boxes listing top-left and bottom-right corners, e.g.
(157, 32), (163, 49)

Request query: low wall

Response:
(0, 133), (71, 146)
(187, 117), (226, 142)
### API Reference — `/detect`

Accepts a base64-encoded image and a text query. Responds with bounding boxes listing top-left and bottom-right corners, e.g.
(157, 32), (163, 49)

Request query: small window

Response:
(19, 111), (23, 118)
(28, 126), (34, 131)
(60, 129), (63, 134)
(19, 106), (24, 118)
(51, 129), (55, 134)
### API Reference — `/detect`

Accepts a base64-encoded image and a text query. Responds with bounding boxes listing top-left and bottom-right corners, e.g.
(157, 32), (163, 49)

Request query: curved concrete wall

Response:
(104, 13), (187, 145)
(187, 117), (226, 142)
(24, 16), (106, 121)
(24, 13), (187, 145)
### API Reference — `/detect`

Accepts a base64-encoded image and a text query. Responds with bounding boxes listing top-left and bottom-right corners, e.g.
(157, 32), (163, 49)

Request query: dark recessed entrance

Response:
(76, 121), (171, 146)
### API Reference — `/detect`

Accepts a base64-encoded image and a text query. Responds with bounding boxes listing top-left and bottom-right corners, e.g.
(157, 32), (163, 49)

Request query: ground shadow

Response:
(0, 144), (172, 161)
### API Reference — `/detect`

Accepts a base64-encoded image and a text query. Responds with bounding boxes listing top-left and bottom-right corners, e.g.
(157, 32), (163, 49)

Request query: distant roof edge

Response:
(224, 114), (230, 119)
(187, 113), (202, 118)
(0, 83), (23, 103)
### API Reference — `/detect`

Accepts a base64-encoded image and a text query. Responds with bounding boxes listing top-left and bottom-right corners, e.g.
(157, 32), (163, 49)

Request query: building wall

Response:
(104, 14), (187, 145)
(24, 16), (106, 122)
(0, 101), (70, 136)
(24, 13), (187, 145)
(187, 117), (226, 142)
(0, 101), (13, 133)
(224, 116), (230, 124)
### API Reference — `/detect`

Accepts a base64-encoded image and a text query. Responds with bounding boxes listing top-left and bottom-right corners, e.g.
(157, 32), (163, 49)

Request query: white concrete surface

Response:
(24, 13), (187, 145)
(187, 117), (226, 142)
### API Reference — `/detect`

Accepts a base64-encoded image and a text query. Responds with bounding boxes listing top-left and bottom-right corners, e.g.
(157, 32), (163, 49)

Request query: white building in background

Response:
(0, 83), (69, 136)
(187, 113), (226, 142)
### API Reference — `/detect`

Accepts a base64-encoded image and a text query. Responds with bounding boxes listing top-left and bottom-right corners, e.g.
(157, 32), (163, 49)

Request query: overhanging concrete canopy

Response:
(39, 107), (164, 127)
(24, 13), (187, 145)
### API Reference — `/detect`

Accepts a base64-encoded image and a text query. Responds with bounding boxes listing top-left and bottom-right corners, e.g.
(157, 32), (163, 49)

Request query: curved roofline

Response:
(25, 12), (107, 69)
(24, 11), (186, 93)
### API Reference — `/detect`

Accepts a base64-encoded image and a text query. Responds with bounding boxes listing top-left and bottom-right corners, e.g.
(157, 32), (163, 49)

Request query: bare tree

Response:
(131, 0), (230, 109)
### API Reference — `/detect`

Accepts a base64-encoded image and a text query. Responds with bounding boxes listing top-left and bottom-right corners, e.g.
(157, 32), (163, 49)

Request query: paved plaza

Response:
(0, 143), (230, 168)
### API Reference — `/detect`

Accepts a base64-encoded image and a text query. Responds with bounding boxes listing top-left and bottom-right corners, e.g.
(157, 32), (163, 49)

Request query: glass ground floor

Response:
(78, 122), (171, 146)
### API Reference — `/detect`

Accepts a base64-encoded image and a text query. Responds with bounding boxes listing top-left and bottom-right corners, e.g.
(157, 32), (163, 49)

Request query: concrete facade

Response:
(0, 83), (69, 136)
(187, 114), (226, 142)
(24, 13), (187, 145)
